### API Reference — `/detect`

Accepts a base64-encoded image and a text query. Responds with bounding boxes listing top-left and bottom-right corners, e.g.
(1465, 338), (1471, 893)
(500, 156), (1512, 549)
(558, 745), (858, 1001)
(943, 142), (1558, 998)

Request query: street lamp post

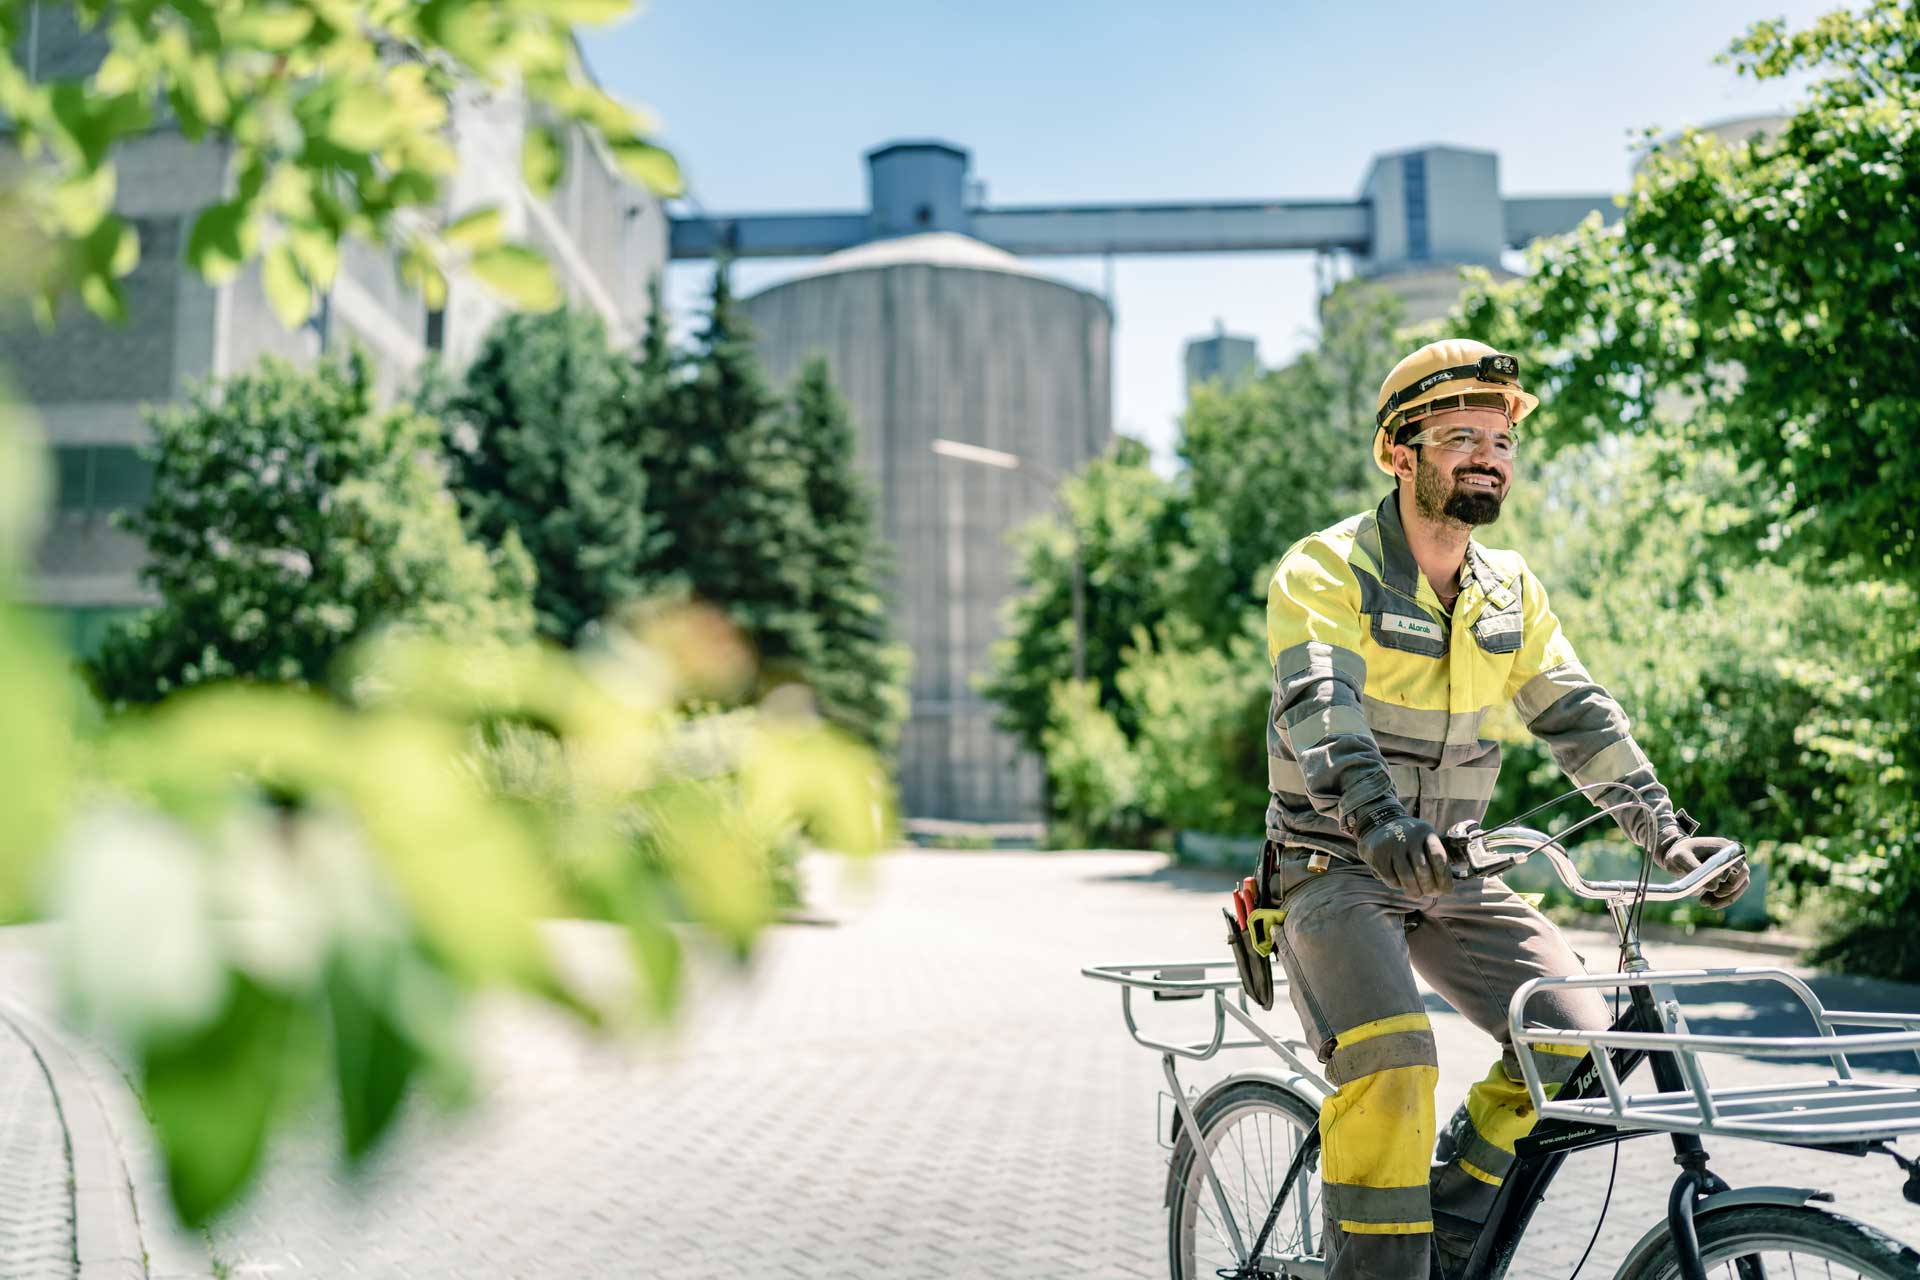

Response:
(930, 438), (1085, 683)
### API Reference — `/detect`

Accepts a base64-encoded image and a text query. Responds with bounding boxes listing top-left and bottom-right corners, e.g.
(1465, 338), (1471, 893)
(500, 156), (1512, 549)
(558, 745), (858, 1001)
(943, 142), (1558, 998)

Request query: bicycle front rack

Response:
(1509, 966), (1920, 1146)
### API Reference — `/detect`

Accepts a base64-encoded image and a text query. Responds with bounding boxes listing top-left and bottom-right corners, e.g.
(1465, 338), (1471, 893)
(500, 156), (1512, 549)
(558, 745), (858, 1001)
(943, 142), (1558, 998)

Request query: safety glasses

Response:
(1402, 424), (1520, 459)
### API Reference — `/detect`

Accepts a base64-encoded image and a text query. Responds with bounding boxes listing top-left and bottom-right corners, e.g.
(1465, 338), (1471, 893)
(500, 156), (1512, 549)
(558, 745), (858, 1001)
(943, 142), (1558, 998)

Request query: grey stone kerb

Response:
(0, 998), (216, 1280)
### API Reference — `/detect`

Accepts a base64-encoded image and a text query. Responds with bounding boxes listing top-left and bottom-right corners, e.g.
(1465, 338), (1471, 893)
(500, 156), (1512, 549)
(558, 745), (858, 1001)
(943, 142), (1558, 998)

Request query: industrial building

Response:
(688, 139), (1620, 822)
(1184, 321), (1260, 395)
(745, 227), (1110, 821)
(5, 6), (667, 653)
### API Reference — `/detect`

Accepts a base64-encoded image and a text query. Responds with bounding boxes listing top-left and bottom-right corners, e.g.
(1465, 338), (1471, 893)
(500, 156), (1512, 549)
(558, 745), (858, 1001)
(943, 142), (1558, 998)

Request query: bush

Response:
(1116, 619), (1269, 839)
(90, 354), (533, 704)
(1042, 680), (1143, 849)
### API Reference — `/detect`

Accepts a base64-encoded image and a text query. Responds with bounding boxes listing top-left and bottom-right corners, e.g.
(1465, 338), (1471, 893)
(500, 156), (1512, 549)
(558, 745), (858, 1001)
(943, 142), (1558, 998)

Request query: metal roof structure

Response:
(670, 139), (1620, 274)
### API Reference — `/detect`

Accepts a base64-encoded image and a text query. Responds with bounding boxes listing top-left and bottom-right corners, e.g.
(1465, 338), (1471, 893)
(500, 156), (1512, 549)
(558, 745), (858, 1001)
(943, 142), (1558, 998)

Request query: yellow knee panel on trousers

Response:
(1456, 1049), (1581, 1186)
(1320, 1062), (1438, 1233)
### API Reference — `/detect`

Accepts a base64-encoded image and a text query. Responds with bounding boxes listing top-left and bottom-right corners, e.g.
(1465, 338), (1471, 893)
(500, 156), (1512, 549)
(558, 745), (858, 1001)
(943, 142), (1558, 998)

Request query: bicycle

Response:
(1084, 811), (1920, 1279)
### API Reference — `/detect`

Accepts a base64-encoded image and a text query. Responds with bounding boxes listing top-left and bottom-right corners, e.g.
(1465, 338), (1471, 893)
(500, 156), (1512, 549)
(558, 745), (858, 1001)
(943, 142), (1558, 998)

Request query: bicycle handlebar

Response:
(1452, 823), (1747, 903)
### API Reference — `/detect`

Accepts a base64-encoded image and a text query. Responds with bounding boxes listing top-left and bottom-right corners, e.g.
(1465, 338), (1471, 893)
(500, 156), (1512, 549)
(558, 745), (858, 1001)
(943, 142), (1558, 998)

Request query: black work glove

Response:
(1348, 799), (1450, 898)
(1656, 832), (1750, 911)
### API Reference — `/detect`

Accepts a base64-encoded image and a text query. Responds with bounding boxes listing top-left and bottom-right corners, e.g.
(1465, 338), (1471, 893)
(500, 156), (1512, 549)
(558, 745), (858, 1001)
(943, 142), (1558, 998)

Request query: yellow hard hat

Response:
(1370, 339), (1538, 476)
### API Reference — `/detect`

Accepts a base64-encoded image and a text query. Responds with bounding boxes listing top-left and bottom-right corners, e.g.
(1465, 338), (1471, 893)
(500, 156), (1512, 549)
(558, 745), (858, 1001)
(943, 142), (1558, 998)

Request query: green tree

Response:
(1116, 617), (1271, 838)
(1169, 283), (1393, 644)
(0, 0), (682, 326)
(785, 357), (909, 756)
(444, 307), (668, 647)
(1454, 1), (1918, 580)
(1450, 1), (1920, 972)
(89, 354), (534, 704)
(652, 264), (823, 690)
(981, 436), (1180, 762)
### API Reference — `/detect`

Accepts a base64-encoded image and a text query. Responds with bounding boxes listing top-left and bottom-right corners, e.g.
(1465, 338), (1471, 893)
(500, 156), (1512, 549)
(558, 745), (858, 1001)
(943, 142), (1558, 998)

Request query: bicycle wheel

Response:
(1616, 1203), (1920, 1279)
(1167, 1078), (1322, 1280)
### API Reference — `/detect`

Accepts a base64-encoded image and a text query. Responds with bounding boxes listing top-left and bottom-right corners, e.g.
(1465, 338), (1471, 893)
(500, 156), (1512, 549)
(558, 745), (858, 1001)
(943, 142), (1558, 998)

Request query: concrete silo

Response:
(744, 151), (1110, 822)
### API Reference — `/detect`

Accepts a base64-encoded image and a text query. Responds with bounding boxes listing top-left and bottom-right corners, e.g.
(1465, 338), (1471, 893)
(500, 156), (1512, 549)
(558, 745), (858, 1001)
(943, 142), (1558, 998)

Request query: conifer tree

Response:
(444, 307), (666, 646)
(786, 358), (909, 755)
(654, 264), (822, 688)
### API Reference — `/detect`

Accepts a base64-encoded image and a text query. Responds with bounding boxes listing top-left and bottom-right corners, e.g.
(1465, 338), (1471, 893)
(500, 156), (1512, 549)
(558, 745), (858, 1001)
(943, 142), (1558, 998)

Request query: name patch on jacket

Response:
(1383, 614), (1441, 640)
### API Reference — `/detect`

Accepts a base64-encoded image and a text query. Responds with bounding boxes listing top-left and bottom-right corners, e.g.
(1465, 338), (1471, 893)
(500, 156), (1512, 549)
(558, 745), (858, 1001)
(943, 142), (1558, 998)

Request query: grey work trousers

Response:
(1266, 850), (1613, 1280)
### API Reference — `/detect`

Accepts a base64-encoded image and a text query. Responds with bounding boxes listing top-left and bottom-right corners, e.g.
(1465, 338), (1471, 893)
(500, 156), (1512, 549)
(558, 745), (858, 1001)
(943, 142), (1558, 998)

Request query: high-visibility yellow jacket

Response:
(1265, 493), (1678, 858)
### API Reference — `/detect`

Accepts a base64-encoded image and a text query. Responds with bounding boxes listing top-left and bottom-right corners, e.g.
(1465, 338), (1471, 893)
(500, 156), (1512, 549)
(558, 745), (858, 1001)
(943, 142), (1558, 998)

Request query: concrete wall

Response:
(440, 90), (669, 368)
(745, 252), (1111, 821)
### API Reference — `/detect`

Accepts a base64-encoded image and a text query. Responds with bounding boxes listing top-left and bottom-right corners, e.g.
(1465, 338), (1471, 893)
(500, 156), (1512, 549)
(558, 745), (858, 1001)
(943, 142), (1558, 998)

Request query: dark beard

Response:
(1414, 454), (1504, 526)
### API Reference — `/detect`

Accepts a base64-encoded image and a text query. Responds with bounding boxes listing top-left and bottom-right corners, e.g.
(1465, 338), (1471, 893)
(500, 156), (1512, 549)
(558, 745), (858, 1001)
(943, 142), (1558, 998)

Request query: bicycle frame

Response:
(1468, 980), (1689, 1279)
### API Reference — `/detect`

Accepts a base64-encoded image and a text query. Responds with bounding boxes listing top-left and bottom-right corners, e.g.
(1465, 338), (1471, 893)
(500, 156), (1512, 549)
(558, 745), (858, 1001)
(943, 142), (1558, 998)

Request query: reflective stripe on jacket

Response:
(1264, 492), (1677, 858)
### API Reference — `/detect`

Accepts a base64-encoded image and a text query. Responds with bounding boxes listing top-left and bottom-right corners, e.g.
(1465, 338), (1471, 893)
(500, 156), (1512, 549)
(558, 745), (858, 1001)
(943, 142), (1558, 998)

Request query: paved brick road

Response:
(0, 1013), (75, 1279)
(5, 849), (1920, 1278)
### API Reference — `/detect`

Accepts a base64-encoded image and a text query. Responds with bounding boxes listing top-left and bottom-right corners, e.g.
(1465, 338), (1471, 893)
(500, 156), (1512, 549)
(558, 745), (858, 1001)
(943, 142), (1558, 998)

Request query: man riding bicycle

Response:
(1261, 338), (1749, 1280)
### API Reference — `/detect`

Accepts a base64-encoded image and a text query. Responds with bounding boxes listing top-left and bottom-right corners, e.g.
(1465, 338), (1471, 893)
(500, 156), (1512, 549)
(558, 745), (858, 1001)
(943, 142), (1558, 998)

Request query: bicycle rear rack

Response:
(1509, 966), (1920, 1145)
(1081, 960), (1331, 1093)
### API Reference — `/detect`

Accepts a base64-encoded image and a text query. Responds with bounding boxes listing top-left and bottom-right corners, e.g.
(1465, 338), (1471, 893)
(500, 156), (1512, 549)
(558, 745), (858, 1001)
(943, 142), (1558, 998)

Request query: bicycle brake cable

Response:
(1570, 847), (1647, 1280)
(1489, 783), (1655, 1280)
(1497, 780), (1650, 835)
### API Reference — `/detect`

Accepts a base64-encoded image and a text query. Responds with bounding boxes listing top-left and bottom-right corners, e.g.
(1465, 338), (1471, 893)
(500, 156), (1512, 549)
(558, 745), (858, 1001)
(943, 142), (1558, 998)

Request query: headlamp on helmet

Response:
(1376, 353), (1523, 431)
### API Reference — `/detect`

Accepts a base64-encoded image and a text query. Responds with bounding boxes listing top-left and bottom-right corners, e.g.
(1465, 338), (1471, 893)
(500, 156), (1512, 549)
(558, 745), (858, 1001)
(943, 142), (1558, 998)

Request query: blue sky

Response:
(584, 1), (1833, 463)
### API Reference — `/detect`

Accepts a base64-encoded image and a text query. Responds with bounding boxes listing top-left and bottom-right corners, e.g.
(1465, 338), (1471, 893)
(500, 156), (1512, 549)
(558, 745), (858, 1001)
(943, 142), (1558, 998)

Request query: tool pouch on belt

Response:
(1224, 841), (1283, 1011)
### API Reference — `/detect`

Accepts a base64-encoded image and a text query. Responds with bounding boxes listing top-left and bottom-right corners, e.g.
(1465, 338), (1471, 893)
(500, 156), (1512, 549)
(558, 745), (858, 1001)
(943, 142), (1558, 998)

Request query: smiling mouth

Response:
(1457, 474), (1502, 491)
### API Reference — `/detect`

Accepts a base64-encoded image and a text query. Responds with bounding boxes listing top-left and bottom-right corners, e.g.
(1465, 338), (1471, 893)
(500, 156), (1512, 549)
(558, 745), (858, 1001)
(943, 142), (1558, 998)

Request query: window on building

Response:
(1402, 153), (1431, 261)
(53, 445), (155, 515)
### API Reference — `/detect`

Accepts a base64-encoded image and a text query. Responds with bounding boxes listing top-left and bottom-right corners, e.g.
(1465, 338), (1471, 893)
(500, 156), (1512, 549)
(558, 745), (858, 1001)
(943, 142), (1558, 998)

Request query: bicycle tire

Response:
(1615, 1202), (1920, 1280)
(1167, 1078), (1322, 1280)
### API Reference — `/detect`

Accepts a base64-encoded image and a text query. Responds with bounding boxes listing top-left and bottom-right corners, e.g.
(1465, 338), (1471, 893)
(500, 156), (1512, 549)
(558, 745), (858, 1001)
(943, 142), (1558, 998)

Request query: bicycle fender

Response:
(1163, 1071), (1322, 1208)
(1613, 1186), (1835, 1275)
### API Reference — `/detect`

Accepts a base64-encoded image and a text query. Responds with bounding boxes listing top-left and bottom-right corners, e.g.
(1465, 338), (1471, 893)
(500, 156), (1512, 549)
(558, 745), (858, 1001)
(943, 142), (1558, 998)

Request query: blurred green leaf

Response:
(443, 205), (503, 250)
(608, 138), (683, 197)
(744, 723), (893, 857)
(261, 242), (311, 328)
(45, 164), (115, 237)
(186, 201), (256, 284)
(521, 124), (565, 197)
(327, 89), (396, 152)
(647, 782), (771, 950)
(143, 976), (307, 1227)
(285, 227), (339, 290)
(469, 244), (562, 311)
(78, 272), (124, 322)
(533, 0), (634, 24)
(0, 608), (71, 923)
(229, 6), (317, 50)
(326, 954), (418, 1164)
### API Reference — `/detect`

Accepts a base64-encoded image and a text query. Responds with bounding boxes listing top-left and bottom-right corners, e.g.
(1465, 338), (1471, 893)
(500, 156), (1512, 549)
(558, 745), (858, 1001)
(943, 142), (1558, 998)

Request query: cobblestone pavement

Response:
(0, 1012), (75, 1279)
(5, 850), (1920, 1278)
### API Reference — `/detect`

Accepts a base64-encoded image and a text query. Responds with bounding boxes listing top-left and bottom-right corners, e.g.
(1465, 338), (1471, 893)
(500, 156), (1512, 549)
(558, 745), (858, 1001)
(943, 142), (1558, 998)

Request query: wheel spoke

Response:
(1174, 1090), (1323, 1279)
